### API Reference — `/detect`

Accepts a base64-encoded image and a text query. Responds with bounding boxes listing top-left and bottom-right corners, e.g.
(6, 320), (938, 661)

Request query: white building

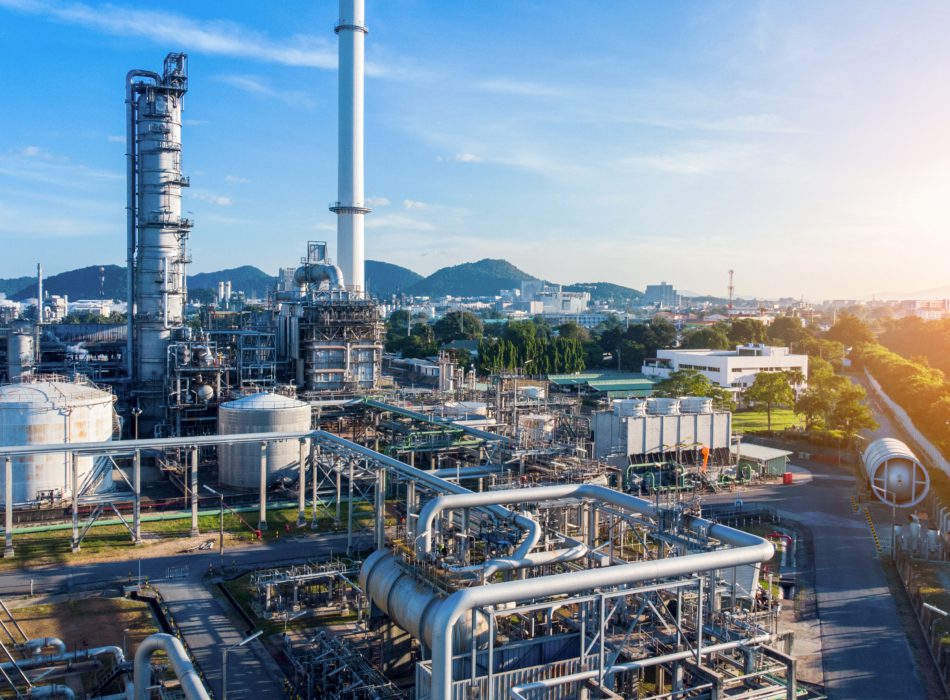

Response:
(642, 344), (808, 392)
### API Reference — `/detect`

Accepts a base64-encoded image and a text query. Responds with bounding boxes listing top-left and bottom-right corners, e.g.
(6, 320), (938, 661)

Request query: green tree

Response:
(557, 321), (591, 343)
(728, 318), (768, 345)
(826, 313), (874, 347)
(829, 383), (877, 442)
(744, 372), (794, 432)
(767, 316), (806, 346)
(681, 326), (730, 350)
(433, 311), (483, 344)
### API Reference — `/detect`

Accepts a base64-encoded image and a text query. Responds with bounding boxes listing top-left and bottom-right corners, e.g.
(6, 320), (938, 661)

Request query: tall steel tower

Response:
(330, 0), (370, 292)
(125, 53), (191, 433)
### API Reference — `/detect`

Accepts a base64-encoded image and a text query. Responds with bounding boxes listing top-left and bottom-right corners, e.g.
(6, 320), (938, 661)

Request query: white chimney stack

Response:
(331, 0), (369, 292)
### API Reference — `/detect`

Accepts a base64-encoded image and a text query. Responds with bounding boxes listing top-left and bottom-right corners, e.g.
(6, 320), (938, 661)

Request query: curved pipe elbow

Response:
(294, 264), (345, 290)
(134, 633), (209, 700)
(28, 685), (75, 700)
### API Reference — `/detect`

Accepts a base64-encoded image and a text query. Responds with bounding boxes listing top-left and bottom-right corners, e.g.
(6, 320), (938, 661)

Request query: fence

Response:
(863, 370), (950, 478)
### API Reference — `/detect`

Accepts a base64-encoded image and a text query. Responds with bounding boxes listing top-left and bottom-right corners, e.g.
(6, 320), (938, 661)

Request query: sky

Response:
(1, 0), (948, 301)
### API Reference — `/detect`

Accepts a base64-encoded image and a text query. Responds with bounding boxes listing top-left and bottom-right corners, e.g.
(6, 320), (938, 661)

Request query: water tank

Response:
(218, 393), (311, 489)
(862, 437), (930, 508)
(613, 399), (646, 417)
(6, 323), (34, 382)
(680, 396), (713, 414)
(646, 398), (680, 415)
(0, 380), (114, 504)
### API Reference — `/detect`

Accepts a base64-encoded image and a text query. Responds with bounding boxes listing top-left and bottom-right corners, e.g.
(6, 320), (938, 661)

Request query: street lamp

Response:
(924, 603), (949, 640)
(203, 484), (224, 570)
(222, 630), (262, 700)
(283, 609), (307, 637)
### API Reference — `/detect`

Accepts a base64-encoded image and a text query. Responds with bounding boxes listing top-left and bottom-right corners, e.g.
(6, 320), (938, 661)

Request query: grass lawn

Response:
(732, 408), (802, 433)
(0, 501), (376, 573)
(12, 597), (158, 652)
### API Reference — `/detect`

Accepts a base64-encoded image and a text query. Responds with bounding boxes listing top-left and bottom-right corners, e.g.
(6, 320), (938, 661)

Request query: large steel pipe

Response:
(863, 437), (930, 508)
(134, 633), (209, 700)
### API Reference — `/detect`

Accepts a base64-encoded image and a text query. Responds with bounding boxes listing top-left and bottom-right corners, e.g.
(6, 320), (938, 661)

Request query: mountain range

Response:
(0, 258), (643, 304)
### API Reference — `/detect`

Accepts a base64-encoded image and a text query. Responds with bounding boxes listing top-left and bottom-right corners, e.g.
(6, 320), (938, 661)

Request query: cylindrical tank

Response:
(217, 393), (311, 489)
(680, 396), (713, 414)
(646, 398), (680, 415)
(862, 437), (930, 508)
(360, 551), (488, 652)
(442, 401), (488, 418)
(0, 380), (114, 504)
(613, 399), (646, 417)
(6, 322), (34, 382)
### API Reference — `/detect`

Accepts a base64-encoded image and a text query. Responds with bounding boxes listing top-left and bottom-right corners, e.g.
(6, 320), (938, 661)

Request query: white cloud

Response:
(216, 74), (316, 109)
(191, 190), (232, 206)
(366, 196), (390, 207)
(19, 145), (52, 159)
(224, 175), (250, 185)
(365, 214), (434, 231)
(473, 78), (565, 98)
(402, 199), (426, 210)
(0, 0), (406, 77)
(453, 153), (482, 163)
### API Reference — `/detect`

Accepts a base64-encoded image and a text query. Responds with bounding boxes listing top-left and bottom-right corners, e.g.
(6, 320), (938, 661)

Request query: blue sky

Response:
(1, 0), (948, 300)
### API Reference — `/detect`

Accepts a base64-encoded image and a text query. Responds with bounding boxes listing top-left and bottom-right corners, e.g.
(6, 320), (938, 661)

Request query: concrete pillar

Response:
(133, 449), (142, 544)
(298, 438), (308, 526)
(375, 468), (386, 551)
(311, 445), (320, 529)
(190, 447), (199, 536)
(346, 459), (356, 554)
(3, 456), (13, 558)
(335, 459), (342, 523)
(71, 452), (80, 552)
(258, 442), (268, 531)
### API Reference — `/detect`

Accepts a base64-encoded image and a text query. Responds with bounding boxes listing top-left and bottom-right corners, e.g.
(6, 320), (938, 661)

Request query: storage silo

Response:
(0, 380), (115, 504)
(217, 393), (311, 489)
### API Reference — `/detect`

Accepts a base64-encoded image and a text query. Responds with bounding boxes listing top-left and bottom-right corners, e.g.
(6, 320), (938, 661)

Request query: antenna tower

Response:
(728, 270), (734, 311)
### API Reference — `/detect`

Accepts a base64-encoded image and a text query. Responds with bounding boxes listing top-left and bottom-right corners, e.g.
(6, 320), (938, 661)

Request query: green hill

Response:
(408, 259), (538, 297)
(11, 265), (126, 301)
(366, 260), (423, 297)
(188, 266), (276, 297)
(565, 282), (642, 307)
(0, 276), (37, 298)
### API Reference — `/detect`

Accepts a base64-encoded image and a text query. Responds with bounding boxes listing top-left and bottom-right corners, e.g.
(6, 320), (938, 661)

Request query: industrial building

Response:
(642, 344), (808, 392)
(642, 282), (680, 309)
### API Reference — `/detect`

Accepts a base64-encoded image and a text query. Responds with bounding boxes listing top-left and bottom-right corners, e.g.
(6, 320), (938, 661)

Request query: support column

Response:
(133, 449), (142, 544)
(190, 447), (199, 536)
(258, 442), (268, 531)
(406, 481), (416, 539)
(311, 445), (320, 529)
(70, 452), (80, 552)
(335, 459), (342, 523)
(759, 646), (797, 700)
(298, 438), (308, 526)
(3, 457), (13, 558)
(346, 459), (355, 555)
(375, 468), (386, 551)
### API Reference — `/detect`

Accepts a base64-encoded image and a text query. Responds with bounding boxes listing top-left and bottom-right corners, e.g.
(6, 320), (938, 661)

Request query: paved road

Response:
(1, 532), (372, 700)
(705, 448), (924, 698)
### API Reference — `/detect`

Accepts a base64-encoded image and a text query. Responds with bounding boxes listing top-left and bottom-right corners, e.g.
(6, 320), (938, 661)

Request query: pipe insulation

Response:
(133, 633), (209, 700)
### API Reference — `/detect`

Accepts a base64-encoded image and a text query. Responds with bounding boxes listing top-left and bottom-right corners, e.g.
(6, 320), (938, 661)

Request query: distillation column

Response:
(127, 54), (191, 434)
(330, 0), (369, 292)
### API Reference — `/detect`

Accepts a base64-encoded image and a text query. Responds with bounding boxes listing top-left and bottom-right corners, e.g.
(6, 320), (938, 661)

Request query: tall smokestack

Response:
(331, 0), (369, 292)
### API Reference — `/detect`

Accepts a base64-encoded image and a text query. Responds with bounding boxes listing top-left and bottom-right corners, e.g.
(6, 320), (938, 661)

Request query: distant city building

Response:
(538, 289), (590, 314)
(901, 299), (949, 320)
(642, 344), (808, 393)
(520, 280), (547, 302)
(643, 282), (680, 309)
(543, 311), (608, 329)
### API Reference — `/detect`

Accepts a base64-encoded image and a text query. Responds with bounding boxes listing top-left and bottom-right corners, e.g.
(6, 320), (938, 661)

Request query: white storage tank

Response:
(0, 380), (115, 504)
(217, 392), (312, 489)
(441, 401), (488, 418)
(862, 437), (930, 508)
(613, 399), (647, 417)
(646, 398), (681, 415)
(518, 413), (556, 442)
(680, 396), (713, 414)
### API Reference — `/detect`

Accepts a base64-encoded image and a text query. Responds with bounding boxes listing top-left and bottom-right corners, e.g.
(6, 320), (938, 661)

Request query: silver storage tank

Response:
(862, 437), (930, 508)
(0, 380), (115, 505)
(680, 396), (714, 414)
(217, 392), (311, 489)
(6, 322), (34, 383)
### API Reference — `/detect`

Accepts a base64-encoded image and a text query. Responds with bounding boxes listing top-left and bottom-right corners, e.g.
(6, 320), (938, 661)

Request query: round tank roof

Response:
(0, 381), (113, 408)
(220, 392), (309, 411)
